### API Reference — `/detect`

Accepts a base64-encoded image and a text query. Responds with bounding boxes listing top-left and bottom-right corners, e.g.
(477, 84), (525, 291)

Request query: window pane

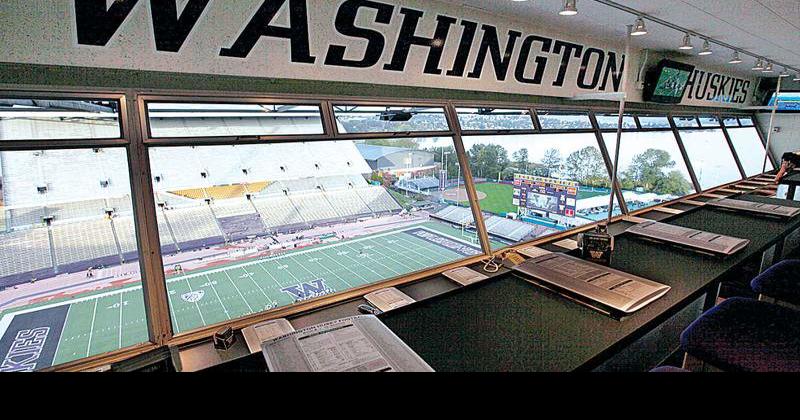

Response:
(0, 98), (121, 141)
(334, 105), (449, 134)
(595, 114), (637, 130)
(680, 129), (743, 189)
(460, 133), (617, 250)
(739, 117), (755, 126)
(728, 127), (774, 176)
(148, 138), (482, 334)
(673, 116), (699, 128)
(603, 132), (696, 212)
(537, 111), (592, 130)
(637, 115), (671, 129)
(147, 102), (324, 138)
(455, 108), (534, 131)
(698, 116), (721, 127)
(722, 117), (740, 127)
(0, 148), (147, 371)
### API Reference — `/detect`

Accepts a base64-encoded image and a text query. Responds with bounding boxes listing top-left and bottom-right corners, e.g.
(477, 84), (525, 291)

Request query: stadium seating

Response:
(357, 187), (402, 213)
(325, 189), (373, 218)
(433, 206), (475, 225)
(51, 219), (119, 267)
(106, 195), (134, 214)
(483, 216), (537, 242)
(289, 193), (340, 222)
(6, 206), (46, 228)
(0, 228), (53, 278)
(252, 195), (306, 228)
(112, 216), (139, 258)
(46, 199), (107, 221)
(162, 205), (224, 248)
(210, 198), (258, 218)
(280, 178), (322, 195)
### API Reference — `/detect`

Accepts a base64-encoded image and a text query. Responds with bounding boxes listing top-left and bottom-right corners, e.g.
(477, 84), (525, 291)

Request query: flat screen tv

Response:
(643, 60), (696, 104)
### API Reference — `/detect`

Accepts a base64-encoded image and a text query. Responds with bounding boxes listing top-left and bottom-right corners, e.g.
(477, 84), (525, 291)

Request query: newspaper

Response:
(513, 253), (670, 314)
(707, 198), (800, 218)
(242, 318), (295, 354)
(261, 316), (433, 372)
(443, 266), (489, 286)
(626, 221), (750, 256)
(364, 287), (415, 312)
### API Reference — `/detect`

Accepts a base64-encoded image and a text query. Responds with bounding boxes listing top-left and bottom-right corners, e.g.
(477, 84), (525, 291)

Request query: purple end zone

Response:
(0, 305), (70, 372)
(403, 227), (482, 257)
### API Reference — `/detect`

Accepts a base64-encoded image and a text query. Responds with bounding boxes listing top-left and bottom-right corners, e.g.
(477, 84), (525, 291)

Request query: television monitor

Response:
(513, 174), (578, 217)
(643, 60), (696, 104)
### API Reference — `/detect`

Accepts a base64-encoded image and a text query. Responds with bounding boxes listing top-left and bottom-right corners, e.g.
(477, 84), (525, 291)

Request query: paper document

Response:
(242, 318), (295, 354)
(364, 287), (415, 312)
(443, 266), (489, 286)
(626, 221), (749, 256)
(512, 253), (670, 314)
(261, 316), (433, 372)
(707, 198), (800, 218)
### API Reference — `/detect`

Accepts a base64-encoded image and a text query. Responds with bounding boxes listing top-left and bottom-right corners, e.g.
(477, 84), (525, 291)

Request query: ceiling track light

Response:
(698, 39), (712, 56)
(678, 33), (693, 50)
(778, 68), (791, 78)
(762, 62), (774, 73)
(729, 51), (742, 64)
(794, 74), (800, 82)
(752, 58), (765, 71)
(559, 0), (578, 16)
(630, 16), (647, 36)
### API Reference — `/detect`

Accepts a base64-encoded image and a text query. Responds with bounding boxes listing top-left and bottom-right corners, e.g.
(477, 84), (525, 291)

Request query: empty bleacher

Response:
(325, 189), (372, 218)
(0, 228), (53, 281)
(162, 205), (224, 249)
(46, 199), (107, 221)
(433, 206), (475, 225)
(51, 219), (120, 270)
(210, 198), (257, 218)
(357, 187), (402, 213)
(6, 206), (46, 229)
(252, 195), (305, 228)
(112, 216), (139, 260)
(433, 205), (549, 242)
(280, 178), (322, 194)
(289, 193), (339, 223)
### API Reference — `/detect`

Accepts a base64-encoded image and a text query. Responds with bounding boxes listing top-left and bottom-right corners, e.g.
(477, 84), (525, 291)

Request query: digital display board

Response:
(513, 174), (578, 217)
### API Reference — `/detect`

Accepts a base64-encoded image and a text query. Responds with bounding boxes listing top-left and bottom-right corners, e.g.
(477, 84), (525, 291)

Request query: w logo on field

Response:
(181, 290), (205, 303)
(281, 279), (332, 302)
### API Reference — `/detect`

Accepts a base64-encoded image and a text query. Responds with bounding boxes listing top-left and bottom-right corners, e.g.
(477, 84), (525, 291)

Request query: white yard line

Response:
(117, 292), (123, 349)
(240, 267), (275, 307)
(85, 300), (99, 358)
(51, 304), (72, 364)
(223, 271), (254, 314)
(185, 279), (206, 326)
(206, 274), (232, 320)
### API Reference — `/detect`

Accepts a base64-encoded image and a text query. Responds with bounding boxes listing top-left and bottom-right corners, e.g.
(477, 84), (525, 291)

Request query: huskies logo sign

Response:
(181, 290), (205, 303)
(281, 279), (333, 302)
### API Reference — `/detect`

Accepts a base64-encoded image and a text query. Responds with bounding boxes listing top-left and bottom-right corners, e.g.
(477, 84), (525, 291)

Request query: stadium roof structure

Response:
(355, 144), (419, 161)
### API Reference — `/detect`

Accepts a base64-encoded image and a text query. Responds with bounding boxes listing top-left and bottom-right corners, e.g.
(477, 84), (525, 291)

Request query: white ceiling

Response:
(437, 0), (800, 77)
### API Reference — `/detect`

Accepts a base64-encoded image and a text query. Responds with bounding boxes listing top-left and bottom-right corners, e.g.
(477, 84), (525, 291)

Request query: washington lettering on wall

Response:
(0, 0), (755, 106)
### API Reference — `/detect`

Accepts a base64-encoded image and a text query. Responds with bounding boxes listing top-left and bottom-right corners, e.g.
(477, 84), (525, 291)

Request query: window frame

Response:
(1, 86), (771, 370)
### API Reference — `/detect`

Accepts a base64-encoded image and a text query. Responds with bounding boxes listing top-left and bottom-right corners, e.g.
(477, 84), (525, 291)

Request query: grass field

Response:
(461, 182), (612, 215)
(0, 221), (480, 371)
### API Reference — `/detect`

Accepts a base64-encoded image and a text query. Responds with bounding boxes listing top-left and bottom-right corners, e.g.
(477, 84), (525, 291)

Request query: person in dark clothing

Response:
(775, 151), (800, 183)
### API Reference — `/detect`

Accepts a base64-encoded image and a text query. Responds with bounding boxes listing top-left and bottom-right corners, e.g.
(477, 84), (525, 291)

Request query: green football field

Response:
(462, 182), (612, 215)
(0, 222), (481, 371)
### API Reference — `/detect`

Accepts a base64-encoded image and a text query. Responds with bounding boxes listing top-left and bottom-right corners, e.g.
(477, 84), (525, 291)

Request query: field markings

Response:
(223, 271), (254, 315)
(85, 299), (99, 358)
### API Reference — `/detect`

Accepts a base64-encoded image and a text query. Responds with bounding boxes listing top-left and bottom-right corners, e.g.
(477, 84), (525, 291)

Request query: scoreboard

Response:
(513, 174), (579, 217)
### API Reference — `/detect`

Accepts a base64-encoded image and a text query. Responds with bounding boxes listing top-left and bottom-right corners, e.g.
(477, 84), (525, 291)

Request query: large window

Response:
(0, 147), (148, 371)
(148, 138), (479, 334)
(455, 108), (534, 131)
(146, 102), (324, 138)
(0, 98), (121, 140)
(537, 110), (593, 130)
(728, 127), (773, 176)
(333, 105), (449, 134)
(603, 131), (696, 211)
(680, 129), (743, 190)
(461, 133), (616, 250)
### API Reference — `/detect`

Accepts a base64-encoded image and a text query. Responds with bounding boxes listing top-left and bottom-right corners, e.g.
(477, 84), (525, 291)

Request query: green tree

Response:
(540, 148), (562, 177)
(365, 139), (420, 149)
(425, 145), (460, 178)
(512, 148), (530, 174)
(654, 170), (693, 196)
(621, 149), (675, 190)
(468, 143), (509, 179)
(564, 146), (607, 186)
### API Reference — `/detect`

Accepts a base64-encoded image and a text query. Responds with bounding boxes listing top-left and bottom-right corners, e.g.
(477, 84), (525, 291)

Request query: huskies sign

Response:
(1, 0), (627, 99)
